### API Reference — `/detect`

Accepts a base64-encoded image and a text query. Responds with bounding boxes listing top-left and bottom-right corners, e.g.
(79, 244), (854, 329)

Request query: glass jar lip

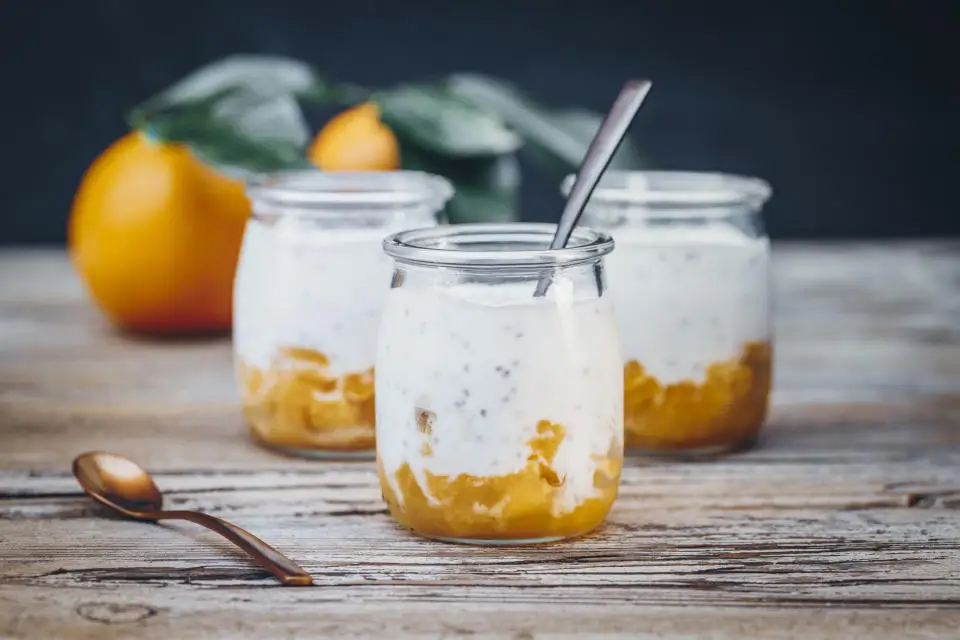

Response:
(245, 169), (455, 209)
(383, 223), (615, 269)
(561, 170), (772, 209)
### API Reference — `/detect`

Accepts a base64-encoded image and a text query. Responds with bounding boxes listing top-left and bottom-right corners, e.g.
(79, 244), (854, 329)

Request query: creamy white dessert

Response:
(233, 215), (431, 455)
(601, 222), (772, 452)
(376, 277), (623, 542)
(606, 223), (769, 381)
(234, 216), (399, 371)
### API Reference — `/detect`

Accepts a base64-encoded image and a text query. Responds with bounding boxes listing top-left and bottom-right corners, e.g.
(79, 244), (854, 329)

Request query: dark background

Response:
(1, 0), (956, 245)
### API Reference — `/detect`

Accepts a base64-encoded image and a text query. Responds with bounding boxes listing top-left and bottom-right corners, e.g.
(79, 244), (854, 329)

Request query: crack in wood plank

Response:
(13, 567), (960, 606)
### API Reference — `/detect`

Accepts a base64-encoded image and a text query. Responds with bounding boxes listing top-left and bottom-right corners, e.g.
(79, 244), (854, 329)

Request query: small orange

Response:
(308, 102), (400, 171)
(69, 131), (250, 335)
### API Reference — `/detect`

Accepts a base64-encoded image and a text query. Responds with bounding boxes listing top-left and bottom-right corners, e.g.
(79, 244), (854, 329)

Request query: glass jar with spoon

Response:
(563, 170), (774, 456)
(233, 170), (454, 458)
(375, 223), (624, 544)
(373, 79), (649, 543)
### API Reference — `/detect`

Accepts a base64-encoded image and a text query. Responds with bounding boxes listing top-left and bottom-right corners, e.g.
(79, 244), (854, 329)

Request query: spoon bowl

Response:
(74, 451), (165, 517)
(72, 451), (313, 586)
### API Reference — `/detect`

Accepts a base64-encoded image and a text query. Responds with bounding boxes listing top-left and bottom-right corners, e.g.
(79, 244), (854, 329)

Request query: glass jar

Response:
(562, 171), (773, 456)
(233, 170), (454, 459)
(376, 223), (624, 544)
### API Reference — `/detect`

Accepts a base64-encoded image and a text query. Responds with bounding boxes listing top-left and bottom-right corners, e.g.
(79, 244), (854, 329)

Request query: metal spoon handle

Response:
(162, 510), (314, 586)
(534, 79), (652, 297)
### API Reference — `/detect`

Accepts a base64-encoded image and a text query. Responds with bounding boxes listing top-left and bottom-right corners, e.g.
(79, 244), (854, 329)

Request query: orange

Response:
(308, 102), (400, 171)
(68, 131), (250, 335)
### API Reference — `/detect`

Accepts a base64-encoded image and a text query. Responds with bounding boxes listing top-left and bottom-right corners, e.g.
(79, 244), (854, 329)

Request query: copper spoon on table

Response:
(72, 451), (313, 587)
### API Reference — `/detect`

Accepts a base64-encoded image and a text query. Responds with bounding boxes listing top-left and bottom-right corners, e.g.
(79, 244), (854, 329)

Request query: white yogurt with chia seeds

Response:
(603, 223), (770, 383)
(232, 170), (453, 458)
(375, 223), (624, 543)
(233, 217), (411, 373)
(376, 279), (623, 510)
(567, 170), (774, 455)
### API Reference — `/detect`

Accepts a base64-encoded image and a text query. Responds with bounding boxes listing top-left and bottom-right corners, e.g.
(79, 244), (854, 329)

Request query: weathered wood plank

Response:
(2, 585), (957, 640)
(3, 393), (957, 470)
(3, 450), (960, 514)
(2, 507), (959, 601)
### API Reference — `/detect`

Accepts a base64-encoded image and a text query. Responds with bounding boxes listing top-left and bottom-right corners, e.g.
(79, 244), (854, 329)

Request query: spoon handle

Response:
(163, 510), (314, 586)
(534, 79), (652, 297)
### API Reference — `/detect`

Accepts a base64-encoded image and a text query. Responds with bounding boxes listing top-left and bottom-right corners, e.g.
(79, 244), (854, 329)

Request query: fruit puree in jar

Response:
(606, 223), (772, 452)
(233, 216), (397, 455)
(376, 279), (624, 542)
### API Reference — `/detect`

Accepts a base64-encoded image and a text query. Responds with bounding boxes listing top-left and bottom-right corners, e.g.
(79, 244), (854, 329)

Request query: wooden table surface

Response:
(1, 244), (959, 639)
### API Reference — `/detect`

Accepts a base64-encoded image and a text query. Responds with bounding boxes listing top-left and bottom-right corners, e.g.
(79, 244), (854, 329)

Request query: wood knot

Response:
(76, 602), (158, 625)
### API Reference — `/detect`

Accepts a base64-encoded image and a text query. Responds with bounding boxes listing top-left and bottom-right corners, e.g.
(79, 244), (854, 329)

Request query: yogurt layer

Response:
(232, 214), (433, 454)
(376, 277), (623, 517)
(603, 222), (770, 383)
(233, 216), (403, 373)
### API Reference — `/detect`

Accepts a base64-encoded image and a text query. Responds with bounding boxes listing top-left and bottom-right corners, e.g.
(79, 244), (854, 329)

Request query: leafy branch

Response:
(128, 55), (646, 222)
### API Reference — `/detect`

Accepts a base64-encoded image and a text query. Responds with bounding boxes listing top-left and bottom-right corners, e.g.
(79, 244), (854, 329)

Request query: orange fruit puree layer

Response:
(239, 346), (375, 451)
(624, 341), (772, 451)
(380, 420), (622, 541)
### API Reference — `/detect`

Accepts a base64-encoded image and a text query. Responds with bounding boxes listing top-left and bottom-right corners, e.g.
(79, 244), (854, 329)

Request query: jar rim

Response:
(561, 170), (772, 209)
(383, 223), (615, 269)
(245, 170), (455, 210)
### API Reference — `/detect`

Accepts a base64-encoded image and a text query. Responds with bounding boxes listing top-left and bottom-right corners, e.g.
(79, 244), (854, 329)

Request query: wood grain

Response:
(1, 244), (959, 639)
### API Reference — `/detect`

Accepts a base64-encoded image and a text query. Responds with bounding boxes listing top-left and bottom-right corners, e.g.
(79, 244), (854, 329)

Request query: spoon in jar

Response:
(72, 451), (314, 587)
(533, 79), (652, 297)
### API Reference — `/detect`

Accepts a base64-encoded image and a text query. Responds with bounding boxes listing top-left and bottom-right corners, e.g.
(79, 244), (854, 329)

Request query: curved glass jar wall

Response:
(376, 223), (624, 544)
(562, 171), (773, 456)
(234, 170), (453, 458)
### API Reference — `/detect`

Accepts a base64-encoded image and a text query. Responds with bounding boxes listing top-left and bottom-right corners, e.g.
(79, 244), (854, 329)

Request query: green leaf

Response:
(446, 73), (645, 175)
(135, 89), (312, 177)
(152, 94), (313, 176)
(129, 55), (321, 177)
(374, 84), (522, 158)
(396, 138), (520, 224)
(135, 55), (321, 117)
